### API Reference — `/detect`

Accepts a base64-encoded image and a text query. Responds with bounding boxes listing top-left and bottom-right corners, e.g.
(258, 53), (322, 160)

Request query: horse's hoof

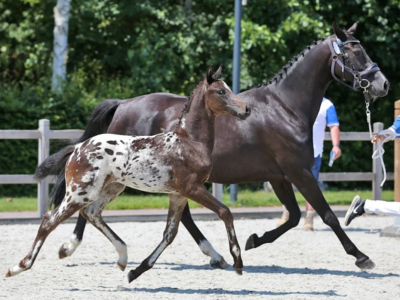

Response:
(234, 268), (243, 276)
(356, 258), (376, 270)
(245, 233), (258, 251)
(117, 262), (126, 271)
(210, 257), (229, 269)
(5, 269), (12, 278)
(127, 270), (139, 283)
(58, 244), (69, 259)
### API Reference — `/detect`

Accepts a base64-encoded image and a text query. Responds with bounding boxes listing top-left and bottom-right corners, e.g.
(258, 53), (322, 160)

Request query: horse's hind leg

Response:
(246, 179), (301, 250)
(6, 199), (84, 277)
(80, 183), (127, 271)
(128, 194), (187, 283)
(291, 168), (374, 270)
(180, 200), (229, 269)
(58, 214), (87, 259)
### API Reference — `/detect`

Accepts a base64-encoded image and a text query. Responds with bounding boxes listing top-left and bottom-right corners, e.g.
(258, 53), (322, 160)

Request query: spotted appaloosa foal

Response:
(6, 66), (250, 282)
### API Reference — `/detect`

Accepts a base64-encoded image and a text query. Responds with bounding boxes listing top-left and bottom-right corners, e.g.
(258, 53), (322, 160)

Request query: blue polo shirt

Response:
(390, 116), (400, 136)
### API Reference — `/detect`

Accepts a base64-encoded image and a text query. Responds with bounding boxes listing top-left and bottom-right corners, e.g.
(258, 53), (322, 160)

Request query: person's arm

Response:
(325, 103), (341, 160)
(330, 125), (341, 159)
(372, 115), (400, 144)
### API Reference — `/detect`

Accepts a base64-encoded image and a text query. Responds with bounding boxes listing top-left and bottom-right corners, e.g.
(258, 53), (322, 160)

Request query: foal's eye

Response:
(217, 90), (225, 95)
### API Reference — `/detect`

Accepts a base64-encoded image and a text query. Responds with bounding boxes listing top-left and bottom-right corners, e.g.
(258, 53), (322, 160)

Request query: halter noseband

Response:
(328, 36), (380, 95)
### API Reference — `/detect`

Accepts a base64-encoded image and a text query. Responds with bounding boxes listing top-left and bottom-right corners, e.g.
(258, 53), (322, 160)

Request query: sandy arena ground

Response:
(0, 215), (399, 300)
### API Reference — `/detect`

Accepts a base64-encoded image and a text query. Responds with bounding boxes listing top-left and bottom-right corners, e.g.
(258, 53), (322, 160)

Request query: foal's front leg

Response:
(183, 185), (243, 275)
(127, 194), (187, 283)
(6, 199), (84, 277)
(180, 201), (229, 269)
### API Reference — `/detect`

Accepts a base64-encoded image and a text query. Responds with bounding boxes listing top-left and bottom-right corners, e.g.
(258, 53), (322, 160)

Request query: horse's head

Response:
(204, 66), (251, 120)
(330, 22), (389, 101)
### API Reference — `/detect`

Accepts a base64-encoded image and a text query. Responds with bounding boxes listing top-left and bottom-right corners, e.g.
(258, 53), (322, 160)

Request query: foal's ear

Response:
(206, 65), (215, 85)
(212, 66), (222, 80)
(332, 21), (347, 41)
(347, 21), (359, 35)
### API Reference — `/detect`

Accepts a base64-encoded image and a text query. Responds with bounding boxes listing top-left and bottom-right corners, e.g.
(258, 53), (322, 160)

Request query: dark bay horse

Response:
(36, 22), (389, 270)
(7, 67), (250, 281)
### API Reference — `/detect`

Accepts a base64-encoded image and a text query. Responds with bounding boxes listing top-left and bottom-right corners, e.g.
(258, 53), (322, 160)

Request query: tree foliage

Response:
(1, 0), (400, 195)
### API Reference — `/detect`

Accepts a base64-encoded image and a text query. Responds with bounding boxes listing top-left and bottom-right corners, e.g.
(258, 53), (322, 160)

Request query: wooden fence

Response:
(0, 119), (393, 218)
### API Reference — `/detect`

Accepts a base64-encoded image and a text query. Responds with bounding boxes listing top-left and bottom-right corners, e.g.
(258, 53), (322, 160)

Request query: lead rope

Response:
(366, 101), (400, 187)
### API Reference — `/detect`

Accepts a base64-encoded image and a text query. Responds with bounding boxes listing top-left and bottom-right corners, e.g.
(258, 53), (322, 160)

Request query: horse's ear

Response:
(206, 66), (214, 85)
(347, 21), (359, 35)
(332, 21), (347, 41)
(213, 65), (222, 80)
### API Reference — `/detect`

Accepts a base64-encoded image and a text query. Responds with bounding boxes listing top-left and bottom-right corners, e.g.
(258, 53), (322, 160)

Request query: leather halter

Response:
(328, 36), (380, 94)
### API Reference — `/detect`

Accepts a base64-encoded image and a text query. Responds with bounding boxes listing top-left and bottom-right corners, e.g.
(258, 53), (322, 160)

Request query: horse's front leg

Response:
(180, 201), (229, 269)
(289, 167), (375, 270)
(183, 185), (243, 275)
(127, 194), (187, 283)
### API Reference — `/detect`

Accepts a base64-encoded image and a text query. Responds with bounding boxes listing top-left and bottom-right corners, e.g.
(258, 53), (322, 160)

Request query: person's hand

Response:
(371, 133), (386, 144)
(332, 145), (341, 160)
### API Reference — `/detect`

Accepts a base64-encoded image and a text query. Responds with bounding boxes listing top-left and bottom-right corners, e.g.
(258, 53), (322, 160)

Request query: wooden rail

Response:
(0, 119), (393, 218)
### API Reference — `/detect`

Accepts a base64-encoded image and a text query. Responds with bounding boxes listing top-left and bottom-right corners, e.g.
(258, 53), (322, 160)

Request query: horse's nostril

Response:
(245, 106), (251, 114)
(384, 81), (389, 91)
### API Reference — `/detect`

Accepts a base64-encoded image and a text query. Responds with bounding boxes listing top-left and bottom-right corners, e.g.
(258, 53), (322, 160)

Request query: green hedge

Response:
(1, 0), (400, 196)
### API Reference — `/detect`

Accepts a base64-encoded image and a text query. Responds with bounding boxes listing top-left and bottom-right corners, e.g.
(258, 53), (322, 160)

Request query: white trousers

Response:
(364, 200), (400, 216)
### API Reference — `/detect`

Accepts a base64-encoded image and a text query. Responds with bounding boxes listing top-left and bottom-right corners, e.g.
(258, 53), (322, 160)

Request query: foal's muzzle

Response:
(235, 106), (251, 120)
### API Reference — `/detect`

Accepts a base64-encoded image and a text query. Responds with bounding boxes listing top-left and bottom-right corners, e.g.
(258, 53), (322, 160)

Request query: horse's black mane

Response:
(254, 37), (326, 88)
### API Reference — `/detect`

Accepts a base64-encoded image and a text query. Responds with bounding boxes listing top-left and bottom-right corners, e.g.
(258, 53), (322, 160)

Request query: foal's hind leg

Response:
(181, 201), (229, 269)
(246, 179), (301, 250)
(58, 214), (87, 259)
(128, 194), (187, 283)
(80, 183), (127, 271)
(6, 199), (84, 277)
(290, 168), (374, 270)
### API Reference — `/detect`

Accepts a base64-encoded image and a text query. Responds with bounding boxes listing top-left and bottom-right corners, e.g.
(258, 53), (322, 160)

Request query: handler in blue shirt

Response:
(345, 115), (400, 225)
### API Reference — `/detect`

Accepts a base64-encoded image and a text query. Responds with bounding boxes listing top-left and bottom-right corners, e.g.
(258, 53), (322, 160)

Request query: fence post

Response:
(381, 100), (400, 237)
(212, 183), (223, 202)
(372, 122), (384, 200)
(38, 119), (50, 218)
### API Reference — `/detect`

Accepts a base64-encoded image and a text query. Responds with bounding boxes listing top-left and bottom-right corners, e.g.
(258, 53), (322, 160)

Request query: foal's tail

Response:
(34, 99), (122, 208)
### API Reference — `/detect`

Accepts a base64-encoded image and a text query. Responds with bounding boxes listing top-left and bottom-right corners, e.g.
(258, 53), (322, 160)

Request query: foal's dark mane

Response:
(253, 37), (326, 88)
(175, 71), (220, 131)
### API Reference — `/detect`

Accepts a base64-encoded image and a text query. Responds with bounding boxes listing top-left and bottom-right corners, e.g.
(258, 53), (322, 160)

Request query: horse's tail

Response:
(35, 99), (122, 208)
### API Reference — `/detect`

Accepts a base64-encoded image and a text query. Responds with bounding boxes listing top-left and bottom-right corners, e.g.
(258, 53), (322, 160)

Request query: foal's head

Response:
(204, 66), (251, 120)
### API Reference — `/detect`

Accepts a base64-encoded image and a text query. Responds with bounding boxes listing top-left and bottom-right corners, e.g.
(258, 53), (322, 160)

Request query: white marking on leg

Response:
(232, 245), (240, 258)
(60, 233), (81, 257)
(148, 241), (167, 266)
(8, 241), (42, 276)
(199, 240), (222, 262)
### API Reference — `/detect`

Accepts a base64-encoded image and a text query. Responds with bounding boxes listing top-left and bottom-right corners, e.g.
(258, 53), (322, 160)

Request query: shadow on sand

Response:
(67, 286), (344, 297)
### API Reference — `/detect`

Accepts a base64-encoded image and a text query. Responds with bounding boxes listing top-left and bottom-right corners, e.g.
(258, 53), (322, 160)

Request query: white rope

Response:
(365, 101), (399, 188)
(372, 129), (399, 188)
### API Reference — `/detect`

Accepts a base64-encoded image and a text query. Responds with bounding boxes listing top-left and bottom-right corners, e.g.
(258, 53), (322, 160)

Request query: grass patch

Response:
(0, 190), (394, 212)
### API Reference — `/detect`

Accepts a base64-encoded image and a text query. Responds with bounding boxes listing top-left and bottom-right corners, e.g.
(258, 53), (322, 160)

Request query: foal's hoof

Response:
(234, 268), (243, 276)
(117, 262), (126, 271)
(210, 257), (229, 269)
(127, 270), (140, 283)
(245, 233), (258, 251)
(5, 269), (12, 278)
(58, 244), (71, 259)
(356, 258), (376, 270)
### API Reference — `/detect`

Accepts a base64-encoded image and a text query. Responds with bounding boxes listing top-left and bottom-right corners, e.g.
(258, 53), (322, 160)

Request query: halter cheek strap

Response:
(328, 36), (381, 93)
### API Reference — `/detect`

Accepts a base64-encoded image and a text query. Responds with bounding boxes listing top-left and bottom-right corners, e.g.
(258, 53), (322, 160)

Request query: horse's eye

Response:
(217, 90), (225, 95)
(354, 51), (361, 57)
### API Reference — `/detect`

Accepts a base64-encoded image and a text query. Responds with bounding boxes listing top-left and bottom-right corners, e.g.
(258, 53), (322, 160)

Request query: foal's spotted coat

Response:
(6, 66), (250, 282)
